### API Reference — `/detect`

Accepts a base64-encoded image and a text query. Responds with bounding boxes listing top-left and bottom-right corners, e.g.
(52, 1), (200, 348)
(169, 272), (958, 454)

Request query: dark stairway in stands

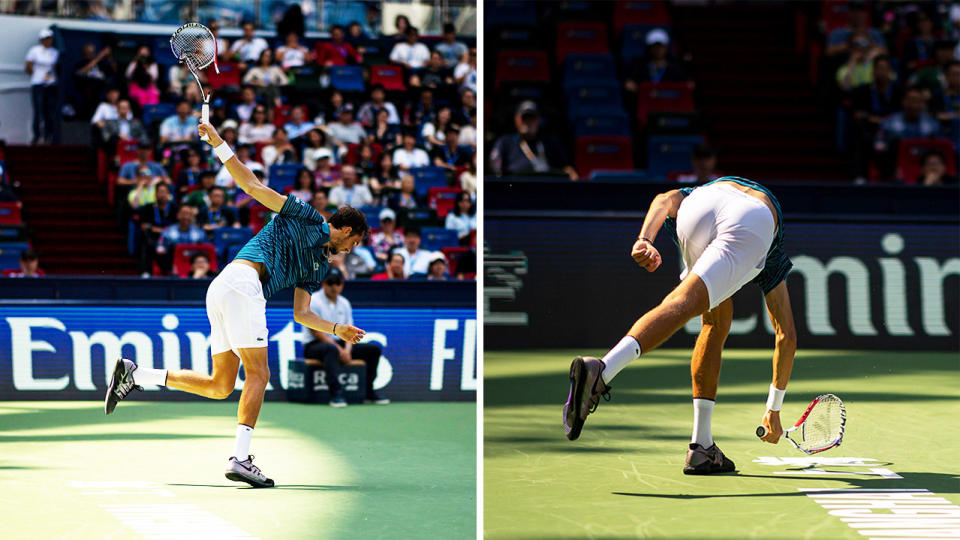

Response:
(674, 3), (848, 181)
(8, 145), (137, 275)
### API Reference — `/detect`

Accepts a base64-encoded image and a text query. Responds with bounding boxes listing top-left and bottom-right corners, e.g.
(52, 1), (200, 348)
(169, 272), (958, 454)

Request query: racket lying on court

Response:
(170, 22), (219, 141)
(756, 393), (846, 454)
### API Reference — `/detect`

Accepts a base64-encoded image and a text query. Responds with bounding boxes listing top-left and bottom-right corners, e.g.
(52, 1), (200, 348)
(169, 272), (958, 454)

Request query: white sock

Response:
(233, 424), (253, 461)
(691, 398), (715, 448)
(600, 336), (641, 385)
(134, 366), (167, 386)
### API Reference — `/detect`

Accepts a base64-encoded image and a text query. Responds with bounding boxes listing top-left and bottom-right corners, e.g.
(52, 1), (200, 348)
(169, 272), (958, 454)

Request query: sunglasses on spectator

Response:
(325, 279), (343, 286)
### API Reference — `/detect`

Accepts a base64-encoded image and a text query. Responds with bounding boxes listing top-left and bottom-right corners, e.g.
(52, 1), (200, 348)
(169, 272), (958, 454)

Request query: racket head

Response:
(789, 393), (846, 454)
(170, 23), (216, 70)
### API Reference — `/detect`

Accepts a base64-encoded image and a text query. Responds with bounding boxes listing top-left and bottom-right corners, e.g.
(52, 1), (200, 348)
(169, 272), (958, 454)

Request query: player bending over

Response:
(104, 121), (369, 488)
(562, 177), (797, 475)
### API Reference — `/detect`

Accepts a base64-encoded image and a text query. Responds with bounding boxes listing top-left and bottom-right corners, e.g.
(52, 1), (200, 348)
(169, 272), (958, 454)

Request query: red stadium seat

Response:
(0, 203), (21, 225)
(2, 268), (45, 277)
(636, 81), (695, 127)
(249, 205), (273, 234)
(116, 140), (141, 165)
(370, 65), (406, 92)
(494, 50), (550, 91)
(428, 187), (461, 219)
(896, 138), (957, 185)
(574, 135), (635, 179)
(555, 22), (609, 65)
(172, 243), (218, 278)
(441, 246), (469, 275)
(207, 61), (241, 91)
(614, 1), (672, 33)
(254, 141), (269, 163)
(272, 105), (308, 129)
(821, 0), (851, 34)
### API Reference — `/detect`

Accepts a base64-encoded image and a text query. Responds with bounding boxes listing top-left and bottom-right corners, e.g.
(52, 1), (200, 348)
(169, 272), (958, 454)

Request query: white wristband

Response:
(214, 142), (234, 164)
(766, 384), (786, 411)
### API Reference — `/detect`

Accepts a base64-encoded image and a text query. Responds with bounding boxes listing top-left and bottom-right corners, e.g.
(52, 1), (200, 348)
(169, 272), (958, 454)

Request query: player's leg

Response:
(352, 343), (389, 404)
(224, 345), (274, 488)
(165, 351), (240, 399)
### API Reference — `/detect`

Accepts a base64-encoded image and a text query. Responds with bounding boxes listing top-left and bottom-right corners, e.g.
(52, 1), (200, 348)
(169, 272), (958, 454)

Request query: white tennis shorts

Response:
(206, 262), (268, 355)
(676, 183), (776, 310)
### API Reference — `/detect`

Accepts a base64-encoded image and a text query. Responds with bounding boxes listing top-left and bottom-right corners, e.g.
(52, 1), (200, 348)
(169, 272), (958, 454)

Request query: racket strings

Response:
(171, 26), (216, 68)
(794, 395), (844, 452)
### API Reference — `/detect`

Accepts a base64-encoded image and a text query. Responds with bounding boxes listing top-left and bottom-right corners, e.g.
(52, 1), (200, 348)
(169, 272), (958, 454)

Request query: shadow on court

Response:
(169, 483), (364, 491)
(0, 432), (224, 443)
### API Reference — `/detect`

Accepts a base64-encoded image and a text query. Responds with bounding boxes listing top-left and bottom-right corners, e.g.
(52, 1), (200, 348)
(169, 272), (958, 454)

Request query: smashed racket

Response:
(757, 393), (846, 454)
(170, 22), (219, 141)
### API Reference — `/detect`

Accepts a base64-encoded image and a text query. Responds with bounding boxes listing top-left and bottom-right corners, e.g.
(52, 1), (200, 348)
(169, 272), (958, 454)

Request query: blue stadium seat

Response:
(329, 66), (365, 92)
(563, 54), (617, 90)
(320, 1), (368, 28)
(225, 243), (244, 264)
(211, 226), (253, 263)
(0, 242), (29, 270)
(358, 205), (383, 230)
(142, 103), (176, 128)
(589, 170), (651, 182)
(486, 0), (538, 28)
(647, 135), (703, 181)
(268, 163), (301, 192)
(420, 227), (459, 251)
(621, 25), (671, 66)
(566, 84), (625, 119)
(153, 37), (179, 66)
(573, 114), (631, 137)
(410, 167), (448, 197)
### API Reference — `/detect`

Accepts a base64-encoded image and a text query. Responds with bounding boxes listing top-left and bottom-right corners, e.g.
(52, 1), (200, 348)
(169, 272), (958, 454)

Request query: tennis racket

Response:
(170, 23), (219, 141)
(756, 393), (846, 454)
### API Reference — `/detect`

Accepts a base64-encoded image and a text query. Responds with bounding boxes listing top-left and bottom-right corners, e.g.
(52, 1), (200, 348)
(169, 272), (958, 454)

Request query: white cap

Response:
(38, 28), (53, 40)
(430, 251), (447, 264)
(316, 148), (332, 160)
(378, 208), (396, 222)
(220, 119), (239, 131)
(646, 28), (669, 46)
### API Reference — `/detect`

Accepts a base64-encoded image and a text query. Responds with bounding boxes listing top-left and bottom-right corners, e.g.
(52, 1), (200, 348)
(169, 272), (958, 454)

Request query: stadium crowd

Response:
(35, 11), (476, 280)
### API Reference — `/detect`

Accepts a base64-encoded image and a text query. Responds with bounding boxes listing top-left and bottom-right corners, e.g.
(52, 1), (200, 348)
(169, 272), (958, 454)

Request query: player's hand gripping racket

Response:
(170, 23), (219, 141)
(757, 393), (846, 454)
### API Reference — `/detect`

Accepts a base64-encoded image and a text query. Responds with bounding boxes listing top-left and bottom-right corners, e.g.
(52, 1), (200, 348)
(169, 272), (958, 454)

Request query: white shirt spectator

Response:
(302, 291), (353, 343)
(242, 65), (287, 87)
(459, 124), (476, 147)
(326, 122), (366, 146)
(238, 122), (275, 144)
(276, 45), (308, 69)
(216, 158), (263, 187)
(90, 102), (118, 124)
(357, 102), (401, 125)
(445, 212), (476, 239)
(159, 114), (199, 141)
(392, 246), (432, 277)
(236, 102), (256, 123)
(389, 42), (431, 69)
(26, 45), (59, 86)
(420, 122), (445, 149)
(454, 62), (477, 93)
(303, 146), (333, 171)
(392, 147), (430, 169)
(284, 120), (316, 140)
(329, 184), (373, 207)
(230, 37), (269, 63)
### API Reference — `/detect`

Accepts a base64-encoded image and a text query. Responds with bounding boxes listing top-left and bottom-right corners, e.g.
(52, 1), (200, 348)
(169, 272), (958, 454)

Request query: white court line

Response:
(801, 488), (960, 540)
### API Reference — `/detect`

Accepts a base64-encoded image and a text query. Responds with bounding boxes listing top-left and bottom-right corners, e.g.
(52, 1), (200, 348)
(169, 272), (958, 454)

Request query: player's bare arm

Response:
(293, 287), (366, 344)
(632, 189), (685, 272)
(759, 280), (797, 443)
(198, 122), (287, 213)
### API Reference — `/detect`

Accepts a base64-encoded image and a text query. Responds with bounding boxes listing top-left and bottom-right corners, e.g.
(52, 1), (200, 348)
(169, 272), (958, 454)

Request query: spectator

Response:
(374, 152), (402, 194)
(393, 226), (431, 277)
(208, 20), (229, 61)
(369, 208), (402, 264)
(73, 43), (114, 120)
(127, 62), (160, 109)
(118, 140), (168, 188)
(326, 104), (366, 150)
(276, 31), (311, 69)
(454, 47), (477, 93)
(851, 56), (902, 180)
(355, 142), (378, 178)
(392, 130), (430, 170)
(159, 99), (199, 145)
(444, 190), (475, 243)
(101, 99), (147, 145)
(903, 9), (942, 73)
(229, 21), (269, 68)
(261, 127), (297, 168)
(124, 45), (158, 88)
(875, 87), (941, 180)
(175, 148), (206, 195)
(425, 252), (450, 281)
(219, 119), (239, 149)
(242, 49), (287, 107)
(313, 148), (339, 186)
(329, 165), (373, 207)
(368, 108), (402, 152)
(189, 252), (216, 278)
(455, 87), (476, 126)
(234, 85), (259, 123)
(8, 250), (44, 277)
(917, 151), (958, 186)
(414, 50), (454, 89)
(459, 108), (477, 149)
(357, 84), (401, 126)
(390, 26), (431, 70)
(433, 125), (472, 171)
(392, 15), (411, 39)
(167, 56), (204, 97)
(196, 186), (239, 230)
(675, 144), (721, 184)
(490, 101), (578, 179)
(347, 21), (368, 42)
(156, 205), (206, 275)
(183, 171), (218, 208)
(128, 166), (164, 209)
(933, 61), (959, 143)
(290, 168), (315, 201)
(315, 24), (361, 66)
(836, 36), (880, 92)
(910, 40), (958, 95)
(284, 106), (316, 141)
(138, 182), (177, 276)
(316, 90), (345, 126)
(216, 144), (263, 187)
(625, 29), (688, 92)
(91, 87), (120, 130)
(407, 87), (436, 126)
(238, 105), (275, 144)
(388, 173), (421, 210)
(302, 128), (332, 171)
(421, 106), (453, 150)
(825, 2), (887, 59)
(371, 252), (406, 280)
(310, 188), (333, 220)
(435, 23), (468, 69)
(302, 269), (389, 406)
(25, 28), (59, 145)
(459, 153), (477, 197)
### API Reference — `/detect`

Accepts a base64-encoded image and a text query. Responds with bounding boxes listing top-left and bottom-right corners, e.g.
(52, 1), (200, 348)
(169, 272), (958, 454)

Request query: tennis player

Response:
(104, 121), (369, 488)
(562, 177), (798, 475)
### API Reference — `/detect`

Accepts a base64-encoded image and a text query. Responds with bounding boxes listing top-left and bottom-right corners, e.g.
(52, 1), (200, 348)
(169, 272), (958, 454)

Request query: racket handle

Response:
(200, 101), (210, 141)
(756, 425), (768, 438)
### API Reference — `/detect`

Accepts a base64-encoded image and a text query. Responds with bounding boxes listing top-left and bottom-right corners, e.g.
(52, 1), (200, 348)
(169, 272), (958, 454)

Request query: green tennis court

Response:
(484, 349), (959, 539)
(1, 401), (475, 539)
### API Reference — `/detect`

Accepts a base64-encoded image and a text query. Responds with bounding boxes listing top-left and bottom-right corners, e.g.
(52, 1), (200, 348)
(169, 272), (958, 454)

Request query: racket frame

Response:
(170, 22), (219, 140)
(757, 393), (846, 455)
